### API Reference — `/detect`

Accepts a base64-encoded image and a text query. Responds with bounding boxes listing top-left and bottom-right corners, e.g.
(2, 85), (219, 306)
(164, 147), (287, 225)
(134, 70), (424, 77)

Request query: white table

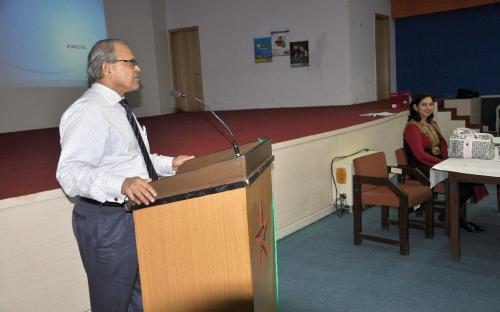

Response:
(430, 153), (500, 261)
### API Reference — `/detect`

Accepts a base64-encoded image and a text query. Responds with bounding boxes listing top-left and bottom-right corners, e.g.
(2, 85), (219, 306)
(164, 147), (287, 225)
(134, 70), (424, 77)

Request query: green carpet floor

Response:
(278, 184), (500, 312)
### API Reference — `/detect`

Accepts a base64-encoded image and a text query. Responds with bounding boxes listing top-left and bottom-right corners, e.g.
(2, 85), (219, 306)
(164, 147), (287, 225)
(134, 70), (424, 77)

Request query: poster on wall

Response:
(254, 37), (272, 63)
(271, 30), (290, 56)
(290, 41), (309, 67)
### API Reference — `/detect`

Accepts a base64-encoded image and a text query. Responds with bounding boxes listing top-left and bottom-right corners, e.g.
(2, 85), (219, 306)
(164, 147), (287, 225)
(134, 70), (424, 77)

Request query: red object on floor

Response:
(0, 99), (403, 199)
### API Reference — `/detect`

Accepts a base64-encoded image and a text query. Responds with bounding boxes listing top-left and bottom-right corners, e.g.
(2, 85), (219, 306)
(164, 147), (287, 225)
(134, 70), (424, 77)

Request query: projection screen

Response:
(0, 0), (108, 87)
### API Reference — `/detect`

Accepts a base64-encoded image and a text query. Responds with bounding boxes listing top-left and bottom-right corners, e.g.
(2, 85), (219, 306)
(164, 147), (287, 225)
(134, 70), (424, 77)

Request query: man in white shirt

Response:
(56, 39), (194, 312)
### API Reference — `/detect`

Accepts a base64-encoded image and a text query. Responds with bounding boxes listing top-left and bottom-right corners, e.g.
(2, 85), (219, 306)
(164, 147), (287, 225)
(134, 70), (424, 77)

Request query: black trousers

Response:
(72, 199), (143, 312)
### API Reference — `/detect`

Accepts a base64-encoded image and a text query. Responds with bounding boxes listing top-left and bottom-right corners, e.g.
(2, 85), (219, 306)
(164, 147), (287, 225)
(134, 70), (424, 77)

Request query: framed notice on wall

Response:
(290, 41), (309, 67)
(271, 30), (289, 56)
(254, 37), (272, 63)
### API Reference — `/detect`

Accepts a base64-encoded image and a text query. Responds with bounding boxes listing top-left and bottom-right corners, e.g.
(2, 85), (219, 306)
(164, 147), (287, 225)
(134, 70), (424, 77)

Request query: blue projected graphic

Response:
(0, 0), (107, 86)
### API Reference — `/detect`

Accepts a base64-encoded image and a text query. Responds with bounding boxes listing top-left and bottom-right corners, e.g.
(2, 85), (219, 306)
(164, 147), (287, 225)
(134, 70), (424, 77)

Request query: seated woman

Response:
(403, 92), (488, 233)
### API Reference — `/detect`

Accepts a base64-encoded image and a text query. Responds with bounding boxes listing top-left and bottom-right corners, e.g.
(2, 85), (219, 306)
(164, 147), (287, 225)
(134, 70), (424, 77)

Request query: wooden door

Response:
(375, 14), (391, 100)
(169, 26), (204, 111)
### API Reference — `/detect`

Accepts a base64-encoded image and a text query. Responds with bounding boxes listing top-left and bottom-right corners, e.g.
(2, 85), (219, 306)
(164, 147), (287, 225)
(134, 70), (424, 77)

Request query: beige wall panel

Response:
(0, 191), (89, 312)
(272, 135), (339, 236)
(272, 113), (407, 238)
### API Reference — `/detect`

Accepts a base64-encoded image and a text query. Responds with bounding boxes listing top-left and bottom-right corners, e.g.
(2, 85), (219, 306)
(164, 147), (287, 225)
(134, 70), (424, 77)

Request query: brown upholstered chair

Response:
(353, 151), (434, 255)
(394, 148), (449, 233)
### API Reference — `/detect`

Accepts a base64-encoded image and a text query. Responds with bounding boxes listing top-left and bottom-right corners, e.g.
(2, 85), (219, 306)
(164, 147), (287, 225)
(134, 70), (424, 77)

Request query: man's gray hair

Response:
(86, 39), (129, 87)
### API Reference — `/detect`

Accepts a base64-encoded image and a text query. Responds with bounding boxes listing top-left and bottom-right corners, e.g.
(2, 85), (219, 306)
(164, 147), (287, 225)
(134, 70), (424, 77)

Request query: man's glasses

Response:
(110, 59), (139, 67)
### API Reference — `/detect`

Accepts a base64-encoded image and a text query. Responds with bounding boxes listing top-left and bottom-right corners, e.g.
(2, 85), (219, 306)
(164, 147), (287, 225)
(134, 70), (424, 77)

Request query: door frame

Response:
(168, 26), (204, 111)
(375, 14), (391, 100)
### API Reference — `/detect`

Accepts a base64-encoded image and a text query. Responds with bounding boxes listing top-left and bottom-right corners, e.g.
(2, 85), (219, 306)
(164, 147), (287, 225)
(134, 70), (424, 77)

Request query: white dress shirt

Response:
(56, 83), (175, 203)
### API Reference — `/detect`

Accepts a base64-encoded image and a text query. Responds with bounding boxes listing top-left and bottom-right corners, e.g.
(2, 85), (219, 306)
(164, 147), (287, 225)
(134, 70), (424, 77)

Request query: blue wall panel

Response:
(396, 4), (500, 98)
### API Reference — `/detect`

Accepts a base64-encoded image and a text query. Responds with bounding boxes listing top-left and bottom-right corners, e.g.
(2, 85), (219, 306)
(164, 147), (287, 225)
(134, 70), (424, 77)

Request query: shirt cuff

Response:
(105, 174), (127, 202)
(154, 155), (176, 176)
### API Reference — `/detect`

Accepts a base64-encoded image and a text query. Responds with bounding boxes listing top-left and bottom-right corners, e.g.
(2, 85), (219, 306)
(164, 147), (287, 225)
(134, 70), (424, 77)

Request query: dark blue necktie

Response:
(119, 99), (159, 180)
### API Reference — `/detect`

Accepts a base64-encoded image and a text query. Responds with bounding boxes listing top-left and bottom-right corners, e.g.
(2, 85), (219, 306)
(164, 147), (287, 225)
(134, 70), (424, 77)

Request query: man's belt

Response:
(79, 197), (125, 208)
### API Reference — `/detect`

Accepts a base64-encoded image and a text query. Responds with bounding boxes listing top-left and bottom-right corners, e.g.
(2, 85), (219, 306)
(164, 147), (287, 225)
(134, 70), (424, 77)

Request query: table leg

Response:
(448, 173), (460, 262)
(497, 184), (499, 212)
(444, 179), (449, 236)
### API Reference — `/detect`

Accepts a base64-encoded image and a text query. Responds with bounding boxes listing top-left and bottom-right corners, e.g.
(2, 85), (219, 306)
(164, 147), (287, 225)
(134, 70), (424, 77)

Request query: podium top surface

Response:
(127, 138), (273, 211)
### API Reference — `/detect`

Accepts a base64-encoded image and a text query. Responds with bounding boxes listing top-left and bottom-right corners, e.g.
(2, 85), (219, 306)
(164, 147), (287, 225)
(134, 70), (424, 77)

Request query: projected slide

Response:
(0, 0), (107, 86)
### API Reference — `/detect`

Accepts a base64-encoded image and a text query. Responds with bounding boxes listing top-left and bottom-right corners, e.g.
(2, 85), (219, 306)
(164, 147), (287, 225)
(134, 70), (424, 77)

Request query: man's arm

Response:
(56, 106), (126, 202)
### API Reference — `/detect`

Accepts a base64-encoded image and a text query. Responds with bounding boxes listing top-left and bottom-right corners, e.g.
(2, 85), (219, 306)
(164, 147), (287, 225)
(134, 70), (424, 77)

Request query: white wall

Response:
(151, 0), (175, 115)
(0, 86), (87, 133)
(349, 0), (392, 103)
(104, 0), (174, 117)
(165, 0), (392, 110)
(0, 0), (173, 133)
(0, 0), (393, 132)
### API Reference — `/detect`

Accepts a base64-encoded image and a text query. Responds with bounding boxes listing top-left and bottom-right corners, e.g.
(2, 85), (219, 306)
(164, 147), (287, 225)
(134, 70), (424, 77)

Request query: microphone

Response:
(170, 90), (242, 156)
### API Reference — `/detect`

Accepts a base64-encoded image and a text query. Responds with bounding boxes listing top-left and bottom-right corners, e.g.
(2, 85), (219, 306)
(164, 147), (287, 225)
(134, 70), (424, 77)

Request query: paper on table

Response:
(359, 112), (394, 117)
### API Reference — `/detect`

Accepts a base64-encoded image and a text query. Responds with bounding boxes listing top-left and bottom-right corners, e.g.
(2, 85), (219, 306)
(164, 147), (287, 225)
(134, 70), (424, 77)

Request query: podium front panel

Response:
(134, 188), (254, 311)
(132, 140), (277, 312)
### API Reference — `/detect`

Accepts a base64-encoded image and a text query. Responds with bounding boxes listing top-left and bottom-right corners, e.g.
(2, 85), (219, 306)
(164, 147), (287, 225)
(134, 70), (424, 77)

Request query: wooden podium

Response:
(129, 138), (277, 312)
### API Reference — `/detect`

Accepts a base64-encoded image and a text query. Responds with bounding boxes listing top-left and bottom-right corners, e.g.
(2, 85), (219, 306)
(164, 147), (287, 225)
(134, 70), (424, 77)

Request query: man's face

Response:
(105, 42), (141, 96)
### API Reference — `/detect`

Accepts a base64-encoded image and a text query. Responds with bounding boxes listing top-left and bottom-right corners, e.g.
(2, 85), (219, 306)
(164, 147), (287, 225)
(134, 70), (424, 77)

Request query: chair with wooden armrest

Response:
(394, 148), (449, 232)
(353, 151), (434, 256)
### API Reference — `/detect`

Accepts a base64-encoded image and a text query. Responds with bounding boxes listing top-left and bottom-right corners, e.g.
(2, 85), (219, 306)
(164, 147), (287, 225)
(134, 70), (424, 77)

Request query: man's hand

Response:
(172, 155), (195, 171)
(121, 177), (157, 205)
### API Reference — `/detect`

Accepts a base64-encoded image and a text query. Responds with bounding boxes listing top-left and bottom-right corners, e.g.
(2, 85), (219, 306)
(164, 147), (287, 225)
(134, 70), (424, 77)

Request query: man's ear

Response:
(101, 62), (111, 77)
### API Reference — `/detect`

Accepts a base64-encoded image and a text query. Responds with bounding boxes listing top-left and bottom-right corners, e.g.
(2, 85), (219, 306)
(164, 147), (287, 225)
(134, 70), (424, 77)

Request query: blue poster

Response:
(254, 37), (272, 63)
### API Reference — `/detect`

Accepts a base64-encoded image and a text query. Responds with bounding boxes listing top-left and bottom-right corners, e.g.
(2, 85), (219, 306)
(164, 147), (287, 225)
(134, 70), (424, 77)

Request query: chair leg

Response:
(444, 181), (450, 236)
(381, 205), (389, 229)
(398, 202), (409, 256)
(354, 202), (362, 245)
(424, 198), (434, 239)
(353, 181), (362, 246)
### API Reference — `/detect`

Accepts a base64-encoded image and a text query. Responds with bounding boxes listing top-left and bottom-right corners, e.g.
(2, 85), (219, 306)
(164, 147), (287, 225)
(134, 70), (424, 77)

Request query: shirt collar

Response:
(91, 83), (124, 106)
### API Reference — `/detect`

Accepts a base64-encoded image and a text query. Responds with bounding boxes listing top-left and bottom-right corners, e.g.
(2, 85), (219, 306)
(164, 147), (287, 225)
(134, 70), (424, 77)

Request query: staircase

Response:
(434, 97), (492, 140)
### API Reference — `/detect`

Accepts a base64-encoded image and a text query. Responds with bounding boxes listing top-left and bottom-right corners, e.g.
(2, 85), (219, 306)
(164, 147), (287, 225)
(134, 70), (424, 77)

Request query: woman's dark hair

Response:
(408, 92), (434, 122)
